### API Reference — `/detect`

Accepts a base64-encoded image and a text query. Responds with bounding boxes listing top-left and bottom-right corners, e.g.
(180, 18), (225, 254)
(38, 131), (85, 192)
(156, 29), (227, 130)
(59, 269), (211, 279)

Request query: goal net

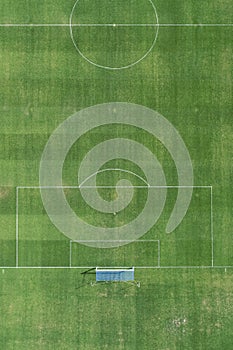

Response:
(95, 267), (135, 282)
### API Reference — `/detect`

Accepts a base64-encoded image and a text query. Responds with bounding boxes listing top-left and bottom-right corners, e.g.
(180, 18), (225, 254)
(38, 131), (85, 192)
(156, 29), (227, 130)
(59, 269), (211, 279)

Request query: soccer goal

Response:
(95, 267), (135, 282)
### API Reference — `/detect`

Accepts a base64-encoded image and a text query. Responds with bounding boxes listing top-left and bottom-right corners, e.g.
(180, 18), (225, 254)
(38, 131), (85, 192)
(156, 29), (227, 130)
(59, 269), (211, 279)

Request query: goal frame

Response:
(95, 266), (135, 282)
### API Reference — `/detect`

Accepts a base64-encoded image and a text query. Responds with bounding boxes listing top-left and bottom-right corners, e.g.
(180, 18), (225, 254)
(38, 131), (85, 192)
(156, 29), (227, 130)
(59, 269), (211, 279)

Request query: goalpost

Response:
(95, 267), (135, 282)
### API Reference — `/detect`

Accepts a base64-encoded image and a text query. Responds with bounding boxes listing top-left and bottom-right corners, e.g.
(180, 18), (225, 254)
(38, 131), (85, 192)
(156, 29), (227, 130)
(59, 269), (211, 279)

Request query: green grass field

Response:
(0, 0), (232, 349)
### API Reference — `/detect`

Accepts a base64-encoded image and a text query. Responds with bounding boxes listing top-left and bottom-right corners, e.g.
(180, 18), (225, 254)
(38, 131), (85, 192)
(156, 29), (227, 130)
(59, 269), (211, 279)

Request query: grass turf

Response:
(0, 0), (232, 349)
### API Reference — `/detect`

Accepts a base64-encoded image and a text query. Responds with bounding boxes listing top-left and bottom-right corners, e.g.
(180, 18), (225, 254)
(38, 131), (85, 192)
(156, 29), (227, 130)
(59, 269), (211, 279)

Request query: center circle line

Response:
(69, 0), (159, 70)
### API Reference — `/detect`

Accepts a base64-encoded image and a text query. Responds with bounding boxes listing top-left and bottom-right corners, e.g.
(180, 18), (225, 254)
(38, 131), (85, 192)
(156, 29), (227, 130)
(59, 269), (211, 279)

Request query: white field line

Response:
(96, 267), (134, 271)
(16, 187), (19, 268)
(79, 168), (149, 187)
(16, 186), (213, 268)
(70, 240), (160, 268)
(69, 241), (72, 268)
(158, 240), (161, 267)
(1, 266), (233, 269)
(211, 186), (214, 267)
(0, 23), (233, 27)
(17, 185), (212, 189)
(74, 23), (233, 27)
(71, 240), (159, 242)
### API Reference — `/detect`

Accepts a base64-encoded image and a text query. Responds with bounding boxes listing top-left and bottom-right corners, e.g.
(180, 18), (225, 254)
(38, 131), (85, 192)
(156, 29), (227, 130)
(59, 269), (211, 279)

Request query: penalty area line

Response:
(16, 185), (212, 189)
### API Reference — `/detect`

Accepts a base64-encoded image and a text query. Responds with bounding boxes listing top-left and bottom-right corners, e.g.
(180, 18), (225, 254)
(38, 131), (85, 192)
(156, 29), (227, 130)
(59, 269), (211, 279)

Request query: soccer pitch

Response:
(0, 0), (232, 349)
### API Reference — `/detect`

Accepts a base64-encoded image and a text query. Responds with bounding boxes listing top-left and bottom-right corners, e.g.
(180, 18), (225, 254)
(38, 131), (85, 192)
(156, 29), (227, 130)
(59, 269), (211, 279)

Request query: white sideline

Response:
(1, 266), (233, 269)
